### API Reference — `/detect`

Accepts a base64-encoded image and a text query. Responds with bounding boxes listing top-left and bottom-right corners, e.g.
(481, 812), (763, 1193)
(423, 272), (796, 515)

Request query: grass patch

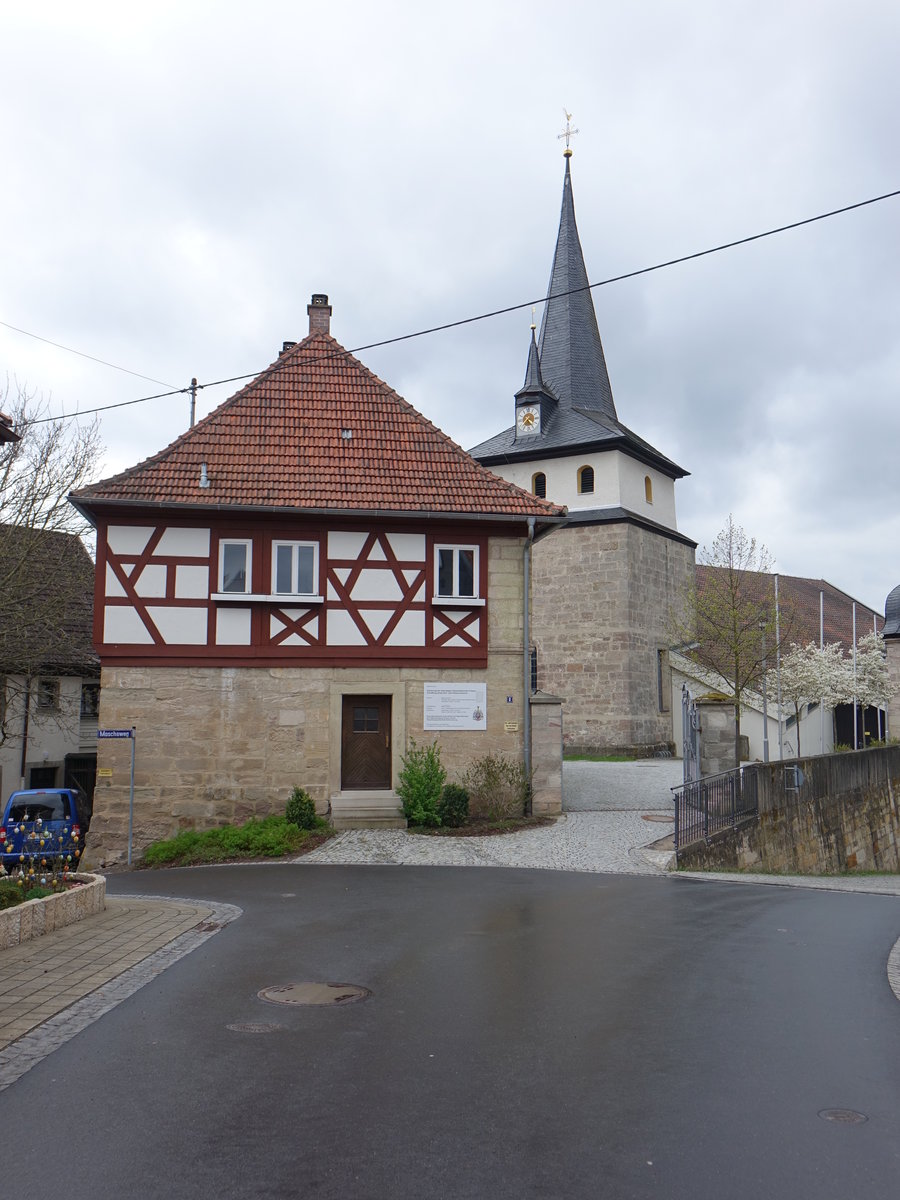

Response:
(140, 815), (334, 868)
(407, 815), (556, 838)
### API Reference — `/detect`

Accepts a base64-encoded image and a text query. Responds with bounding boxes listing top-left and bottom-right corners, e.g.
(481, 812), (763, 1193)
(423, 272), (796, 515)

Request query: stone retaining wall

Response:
(678, 745), (900, 874)
(0, 873), (106, 949)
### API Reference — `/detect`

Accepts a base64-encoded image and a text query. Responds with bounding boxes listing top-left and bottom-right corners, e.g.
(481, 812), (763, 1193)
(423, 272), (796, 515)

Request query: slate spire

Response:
(537, 155), (617, 418)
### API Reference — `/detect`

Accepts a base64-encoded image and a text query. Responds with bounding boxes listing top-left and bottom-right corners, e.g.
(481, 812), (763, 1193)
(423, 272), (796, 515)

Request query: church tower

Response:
(469, 147), (697, 754)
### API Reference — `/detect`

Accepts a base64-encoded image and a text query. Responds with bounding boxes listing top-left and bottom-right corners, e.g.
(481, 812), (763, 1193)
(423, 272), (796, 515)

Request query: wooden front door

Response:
(341, 695), (392, 790)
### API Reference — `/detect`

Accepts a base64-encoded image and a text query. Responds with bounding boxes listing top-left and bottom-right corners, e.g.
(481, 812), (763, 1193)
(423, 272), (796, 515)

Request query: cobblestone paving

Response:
(300, 811), (673, 876)
(302, 761), (678, 876)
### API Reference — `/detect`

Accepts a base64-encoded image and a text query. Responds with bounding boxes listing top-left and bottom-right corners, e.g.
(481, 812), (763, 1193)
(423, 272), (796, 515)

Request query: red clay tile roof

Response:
(72, 333), (565, 522)
(697, 566), (884, 647)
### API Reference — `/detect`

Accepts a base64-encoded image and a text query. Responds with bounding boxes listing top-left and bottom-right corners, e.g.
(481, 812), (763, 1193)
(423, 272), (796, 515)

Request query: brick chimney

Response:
(307, 293), (332, 335)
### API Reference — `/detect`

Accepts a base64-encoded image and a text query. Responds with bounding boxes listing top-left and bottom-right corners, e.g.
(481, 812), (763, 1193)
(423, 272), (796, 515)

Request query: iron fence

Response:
(671, 765), (759, 854)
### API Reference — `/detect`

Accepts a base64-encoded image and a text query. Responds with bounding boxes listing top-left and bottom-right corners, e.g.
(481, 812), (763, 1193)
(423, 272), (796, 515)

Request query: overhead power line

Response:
(26, 184), (900, 426)
(0, 319), (176, 388)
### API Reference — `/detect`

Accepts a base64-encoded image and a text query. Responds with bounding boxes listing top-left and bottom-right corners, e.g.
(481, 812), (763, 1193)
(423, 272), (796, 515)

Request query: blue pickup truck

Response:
(0, 788), (89, 876)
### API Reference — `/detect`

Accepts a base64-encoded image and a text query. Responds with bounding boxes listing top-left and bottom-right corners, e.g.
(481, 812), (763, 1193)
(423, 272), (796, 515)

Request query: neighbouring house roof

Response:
(71, 329), (565, 524)
(0, 525), (98, 676)
(696, 567), (884, 649)
(0, 411), (19, 443)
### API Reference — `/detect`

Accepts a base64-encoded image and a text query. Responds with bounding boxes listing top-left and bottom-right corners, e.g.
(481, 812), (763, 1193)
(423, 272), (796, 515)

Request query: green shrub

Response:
(398, 739), (446, 826)
(462, 754), (531, 820)
(286, 787), (318, 830)
(437, 783), (469, 828)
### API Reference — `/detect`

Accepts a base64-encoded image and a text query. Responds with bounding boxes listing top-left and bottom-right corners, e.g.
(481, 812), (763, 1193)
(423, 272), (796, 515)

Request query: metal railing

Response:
(671, 766), (759, 854)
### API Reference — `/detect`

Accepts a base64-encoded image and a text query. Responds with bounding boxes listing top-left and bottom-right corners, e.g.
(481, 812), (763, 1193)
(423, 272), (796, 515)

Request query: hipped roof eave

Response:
(69, 494), (567, 528)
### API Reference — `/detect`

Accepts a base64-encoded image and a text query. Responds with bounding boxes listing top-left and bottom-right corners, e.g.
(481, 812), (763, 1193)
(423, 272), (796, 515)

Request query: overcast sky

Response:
(2, 0), (898, 613)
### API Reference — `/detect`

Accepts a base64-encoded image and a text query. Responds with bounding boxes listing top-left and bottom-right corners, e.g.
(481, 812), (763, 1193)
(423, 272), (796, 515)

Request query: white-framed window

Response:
(219, 539), (252, 594)
(435, 545), (478, 599)
(272, 541), (318, 596)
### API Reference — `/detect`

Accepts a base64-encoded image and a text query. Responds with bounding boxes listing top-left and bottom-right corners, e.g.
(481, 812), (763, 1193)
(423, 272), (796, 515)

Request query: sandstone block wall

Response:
(530, 694), (564, 815)
(86, 536), (565, 863)
(531, 521), (694, 754)
(677, 745), (900, 874)
(698, 699), (736, 777)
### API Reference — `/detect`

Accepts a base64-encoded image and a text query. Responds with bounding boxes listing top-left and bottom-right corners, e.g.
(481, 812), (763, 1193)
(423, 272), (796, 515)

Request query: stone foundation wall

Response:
(677, 745), (900, 874)
(532, 521), (694, 754)
(87, 537), (565, 862)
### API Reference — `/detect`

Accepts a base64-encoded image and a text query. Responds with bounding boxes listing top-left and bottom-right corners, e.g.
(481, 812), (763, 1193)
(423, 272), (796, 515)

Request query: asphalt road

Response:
(3, 864), (900, 1199)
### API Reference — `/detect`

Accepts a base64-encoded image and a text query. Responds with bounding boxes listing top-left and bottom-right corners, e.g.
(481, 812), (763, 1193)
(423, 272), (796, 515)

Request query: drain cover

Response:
(641, 814), (673, 823)
(226, 1022), (284, 1034)
(259, 982), (371, 1007)
(818, 1108), (868, 1125)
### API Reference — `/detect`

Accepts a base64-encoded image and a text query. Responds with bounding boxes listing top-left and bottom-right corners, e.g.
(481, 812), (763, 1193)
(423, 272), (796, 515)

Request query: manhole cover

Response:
(226, 1022), (284, 1034)
(818, 1108), (868, 1125)
(259, 983), (371, 1007)
(641, 814), (673, 823)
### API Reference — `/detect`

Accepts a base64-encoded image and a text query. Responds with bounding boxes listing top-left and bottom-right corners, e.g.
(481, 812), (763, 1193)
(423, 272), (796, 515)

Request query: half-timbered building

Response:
(71, 295), (564, 861)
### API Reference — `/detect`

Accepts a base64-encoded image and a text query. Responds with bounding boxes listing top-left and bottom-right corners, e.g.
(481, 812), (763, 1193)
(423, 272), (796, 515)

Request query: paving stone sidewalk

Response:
(0, 897), (218, 1054)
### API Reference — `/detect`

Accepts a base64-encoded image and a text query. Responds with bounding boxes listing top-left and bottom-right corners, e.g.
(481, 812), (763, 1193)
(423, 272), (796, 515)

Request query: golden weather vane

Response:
(558, 108), (579, 157)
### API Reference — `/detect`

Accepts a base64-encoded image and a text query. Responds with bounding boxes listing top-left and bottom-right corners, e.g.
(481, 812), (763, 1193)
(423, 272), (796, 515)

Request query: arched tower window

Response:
(532, 472), (546, 499)
(577, 465), (594, 494)
(644, 475), (653, 504)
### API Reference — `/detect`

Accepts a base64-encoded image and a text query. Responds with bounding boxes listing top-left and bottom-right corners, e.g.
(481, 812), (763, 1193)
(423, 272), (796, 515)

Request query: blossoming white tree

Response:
(769, 634), (895, 755)
(853, 632), (896, 742)
(771, 642), (848, 757)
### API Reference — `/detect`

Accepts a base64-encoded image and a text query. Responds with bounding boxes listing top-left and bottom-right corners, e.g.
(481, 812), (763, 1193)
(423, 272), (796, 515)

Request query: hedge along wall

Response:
(678, 744), (900, 875)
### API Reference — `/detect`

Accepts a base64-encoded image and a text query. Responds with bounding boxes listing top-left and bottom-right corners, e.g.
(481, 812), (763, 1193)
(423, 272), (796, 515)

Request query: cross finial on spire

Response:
(530, 305), (537, 331)
(558, 108), (579, 157)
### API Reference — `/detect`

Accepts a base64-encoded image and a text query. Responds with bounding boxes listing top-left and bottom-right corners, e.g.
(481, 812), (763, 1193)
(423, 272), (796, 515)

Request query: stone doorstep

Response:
(329, 791), (407, 831)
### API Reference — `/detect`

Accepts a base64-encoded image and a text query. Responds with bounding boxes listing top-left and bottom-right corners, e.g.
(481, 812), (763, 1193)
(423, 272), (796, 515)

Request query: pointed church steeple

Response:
(537, 155), (617, 419)
(514, 321), (557, 440)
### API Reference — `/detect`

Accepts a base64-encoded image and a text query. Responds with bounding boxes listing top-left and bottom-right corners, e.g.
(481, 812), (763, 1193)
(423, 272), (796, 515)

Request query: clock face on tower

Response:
(516, 405), (540, 435)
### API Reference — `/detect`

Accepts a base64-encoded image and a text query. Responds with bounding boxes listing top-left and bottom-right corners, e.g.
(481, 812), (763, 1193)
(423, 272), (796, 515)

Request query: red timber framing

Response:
(91, 512), (512, 669)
